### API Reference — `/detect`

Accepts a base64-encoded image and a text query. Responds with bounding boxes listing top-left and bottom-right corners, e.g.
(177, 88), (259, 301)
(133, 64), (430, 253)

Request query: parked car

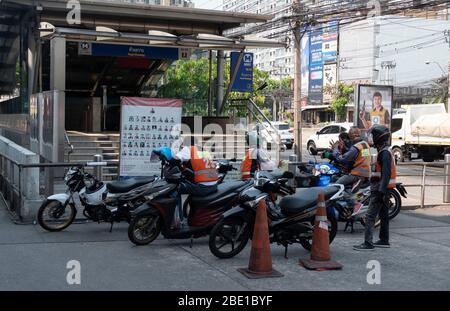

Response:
(306, 123), (353, 155)
(248, 121), (292, 151)
(271, 122), (294, 150)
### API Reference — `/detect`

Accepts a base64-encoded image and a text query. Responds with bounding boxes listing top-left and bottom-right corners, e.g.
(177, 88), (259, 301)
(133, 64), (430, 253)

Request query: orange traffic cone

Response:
(238, 199), (283, 279)
(299, 193), (343, 271)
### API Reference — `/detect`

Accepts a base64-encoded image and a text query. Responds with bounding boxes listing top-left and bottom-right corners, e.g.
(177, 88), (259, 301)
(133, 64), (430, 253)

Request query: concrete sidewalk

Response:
(0, 200), (449, 291)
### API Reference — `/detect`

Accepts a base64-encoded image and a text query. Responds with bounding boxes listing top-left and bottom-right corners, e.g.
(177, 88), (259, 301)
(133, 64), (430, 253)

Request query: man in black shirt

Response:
(354, 125), (396, 251)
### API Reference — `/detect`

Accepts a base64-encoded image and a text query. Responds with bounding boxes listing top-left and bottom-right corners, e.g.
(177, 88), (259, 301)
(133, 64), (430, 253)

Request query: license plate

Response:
(411, 153), (419, 159)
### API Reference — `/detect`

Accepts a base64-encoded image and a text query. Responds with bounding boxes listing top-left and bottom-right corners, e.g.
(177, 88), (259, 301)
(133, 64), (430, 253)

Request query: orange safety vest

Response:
(241, 149), (255, 180)
(372, 146), (397, 189)
(190, 146), (219, 183)
(351, 141), (371, 178)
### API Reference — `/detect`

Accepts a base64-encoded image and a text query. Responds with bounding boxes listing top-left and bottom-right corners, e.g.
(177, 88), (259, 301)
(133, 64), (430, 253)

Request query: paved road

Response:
(1, 200), (449, 291)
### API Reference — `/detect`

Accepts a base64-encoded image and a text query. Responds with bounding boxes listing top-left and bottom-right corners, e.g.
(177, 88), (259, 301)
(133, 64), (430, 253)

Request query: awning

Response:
(302, 105), (331, 111)
(43, 26), (286, 50)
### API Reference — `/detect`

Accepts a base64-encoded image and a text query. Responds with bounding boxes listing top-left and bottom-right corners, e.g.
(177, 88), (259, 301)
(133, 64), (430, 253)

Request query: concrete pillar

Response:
(50, 36), (66, 91)
(49, 37), (66, 165)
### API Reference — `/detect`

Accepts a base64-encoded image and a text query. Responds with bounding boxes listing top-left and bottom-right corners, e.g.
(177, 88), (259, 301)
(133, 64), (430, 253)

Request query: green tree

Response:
(325, 83), (354, 122)
(157, 58), (281, 116)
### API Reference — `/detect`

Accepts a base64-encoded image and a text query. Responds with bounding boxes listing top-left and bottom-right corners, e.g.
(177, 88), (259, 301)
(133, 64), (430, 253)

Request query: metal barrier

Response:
(0, 153), (23, 217)
(396, 161), (450, 209)
(0, 153), (119, 221)
(285, 158), (450, 209)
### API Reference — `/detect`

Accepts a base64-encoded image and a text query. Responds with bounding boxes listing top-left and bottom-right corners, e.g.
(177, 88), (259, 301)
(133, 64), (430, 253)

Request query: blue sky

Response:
(192, 0), (222, 10)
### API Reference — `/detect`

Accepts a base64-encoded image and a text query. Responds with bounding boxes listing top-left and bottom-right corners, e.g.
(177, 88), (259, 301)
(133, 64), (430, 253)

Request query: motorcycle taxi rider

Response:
(322, 126), (371, 190)
(354, 125), (397, 251)
(170, 136), (219, 229)
(241, 132), (279, 180)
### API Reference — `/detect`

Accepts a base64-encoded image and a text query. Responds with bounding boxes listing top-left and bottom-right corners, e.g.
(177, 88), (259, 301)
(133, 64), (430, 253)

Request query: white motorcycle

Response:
(37, 166), (157, 232)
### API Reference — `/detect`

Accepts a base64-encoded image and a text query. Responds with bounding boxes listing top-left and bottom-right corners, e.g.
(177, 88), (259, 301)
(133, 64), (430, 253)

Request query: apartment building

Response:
(223, 0), (295, 78)
(109, 0), (194, 7)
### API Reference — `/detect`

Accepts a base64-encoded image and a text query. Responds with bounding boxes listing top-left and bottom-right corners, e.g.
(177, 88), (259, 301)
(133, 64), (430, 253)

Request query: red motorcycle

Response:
(127, 153), (252, 246)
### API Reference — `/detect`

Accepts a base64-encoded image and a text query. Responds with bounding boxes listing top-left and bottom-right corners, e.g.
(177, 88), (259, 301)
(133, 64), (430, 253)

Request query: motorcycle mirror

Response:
(282, 171), (294, 179)
(278, 178), (289, 184)
(182, 168), (195, 180)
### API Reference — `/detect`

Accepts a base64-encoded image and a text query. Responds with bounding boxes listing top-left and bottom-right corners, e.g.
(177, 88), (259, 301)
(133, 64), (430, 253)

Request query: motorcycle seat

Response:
(107, 177), (156, 194)
(279, 186), (341, 216)
(190, 181), (249, 208)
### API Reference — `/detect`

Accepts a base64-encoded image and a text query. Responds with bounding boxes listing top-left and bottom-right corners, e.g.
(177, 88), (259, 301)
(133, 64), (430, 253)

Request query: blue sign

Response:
(309, 26), (324, 105)
(230, 52), (254, 93)
(78, 42), (179, 60)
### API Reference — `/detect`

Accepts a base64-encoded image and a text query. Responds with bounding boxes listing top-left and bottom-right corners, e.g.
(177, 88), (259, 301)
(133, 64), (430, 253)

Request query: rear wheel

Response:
(299, 211), (338, 251)
(128, 214), (161, 246)
(392, 147), (404, 164)
(387, 189), (402, 220)
(37, 200), (76, 232)
(209, 217), (251, 259)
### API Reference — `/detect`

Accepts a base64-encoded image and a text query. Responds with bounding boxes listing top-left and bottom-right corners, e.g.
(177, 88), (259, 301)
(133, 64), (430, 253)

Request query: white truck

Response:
(391, 103), (450, 162)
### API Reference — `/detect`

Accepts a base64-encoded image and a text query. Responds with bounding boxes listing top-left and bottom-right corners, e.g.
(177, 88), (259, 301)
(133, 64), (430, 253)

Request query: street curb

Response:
(402, 204), (450, 211)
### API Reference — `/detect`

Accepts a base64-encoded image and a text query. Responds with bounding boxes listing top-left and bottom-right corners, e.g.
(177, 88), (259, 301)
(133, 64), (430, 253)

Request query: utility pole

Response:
(448, 31), (450, 113)
(293, 0), (302, 161)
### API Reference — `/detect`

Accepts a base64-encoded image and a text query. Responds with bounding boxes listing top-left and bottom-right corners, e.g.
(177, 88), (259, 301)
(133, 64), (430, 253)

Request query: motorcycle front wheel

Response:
(208, 217), (251, 259)
(37, 200), (76, 232)
(128, 214), (161, 246)
(299, 211), (338, 251)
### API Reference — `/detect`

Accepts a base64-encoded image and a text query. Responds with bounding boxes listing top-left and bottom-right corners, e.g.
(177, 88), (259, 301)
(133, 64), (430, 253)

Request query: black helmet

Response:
(368, 125), (390, 146)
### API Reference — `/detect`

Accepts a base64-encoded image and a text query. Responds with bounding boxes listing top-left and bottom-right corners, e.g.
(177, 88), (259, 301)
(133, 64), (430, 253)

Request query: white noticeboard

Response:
(120, 97), (182, 178)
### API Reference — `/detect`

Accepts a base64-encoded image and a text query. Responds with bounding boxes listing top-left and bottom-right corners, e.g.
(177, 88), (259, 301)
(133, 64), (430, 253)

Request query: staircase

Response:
(65, 131), (120, 180)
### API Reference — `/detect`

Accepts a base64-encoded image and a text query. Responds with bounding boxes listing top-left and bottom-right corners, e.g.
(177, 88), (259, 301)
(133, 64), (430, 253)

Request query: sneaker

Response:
(373, 240), (390, 248)
(353, 242), (375, 251)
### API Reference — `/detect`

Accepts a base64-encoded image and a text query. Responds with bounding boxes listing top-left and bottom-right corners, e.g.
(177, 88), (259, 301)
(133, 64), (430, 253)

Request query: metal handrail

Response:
(396, 162), (450, 208)
(64, 131), (74, 162)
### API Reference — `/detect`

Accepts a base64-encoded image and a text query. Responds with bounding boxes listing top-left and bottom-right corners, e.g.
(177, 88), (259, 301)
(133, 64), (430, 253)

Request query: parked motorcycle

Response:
(334, 179), (407, 232)
(37, 165), (157, 232)
(297, 160), (407, 230)
(127, 151), (252, 246)
(208, 171), (341, 259)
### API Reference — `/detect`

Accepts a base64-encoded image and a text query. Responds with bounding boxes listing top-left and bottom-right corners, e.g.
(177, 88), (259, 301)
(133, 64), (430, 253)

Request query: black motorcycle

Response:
(127, 152), (253, 246)
(208, 171), (341, 259)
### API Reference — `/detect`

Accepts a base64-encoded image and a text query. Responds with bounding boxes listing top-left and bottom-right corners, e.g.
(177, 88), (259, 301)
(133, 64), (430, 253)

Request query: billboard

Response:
(322, 33), (338, 62)
(230, 52), (254, 93)
(355, 85), (394, 131)
(300, 29), (310, 99)
(120, 97), (182, 178)
(309, 26), (324, 105)
(307, 21), (339, 105)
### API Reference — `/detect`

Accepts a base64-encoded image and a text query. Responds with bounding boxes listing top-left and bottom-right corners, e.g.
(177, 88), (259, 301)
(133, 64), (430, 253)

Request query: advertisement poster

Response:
(356, 85), (394, 131)
(323, 64), (337, 102)
(309, 26), (324, 105)
(300, 29), (310, 100)
(120, 97), (182, 178)
(322, 33), (338, 62)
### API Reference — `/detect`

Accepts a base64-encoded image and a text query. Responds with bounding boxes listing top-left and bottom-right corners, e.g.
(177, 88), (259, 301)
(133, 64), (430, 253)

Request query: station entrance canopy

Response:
(0, 0), (285, 96)
(0, 0), (286, 162)
(2, 0), (284, 49)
